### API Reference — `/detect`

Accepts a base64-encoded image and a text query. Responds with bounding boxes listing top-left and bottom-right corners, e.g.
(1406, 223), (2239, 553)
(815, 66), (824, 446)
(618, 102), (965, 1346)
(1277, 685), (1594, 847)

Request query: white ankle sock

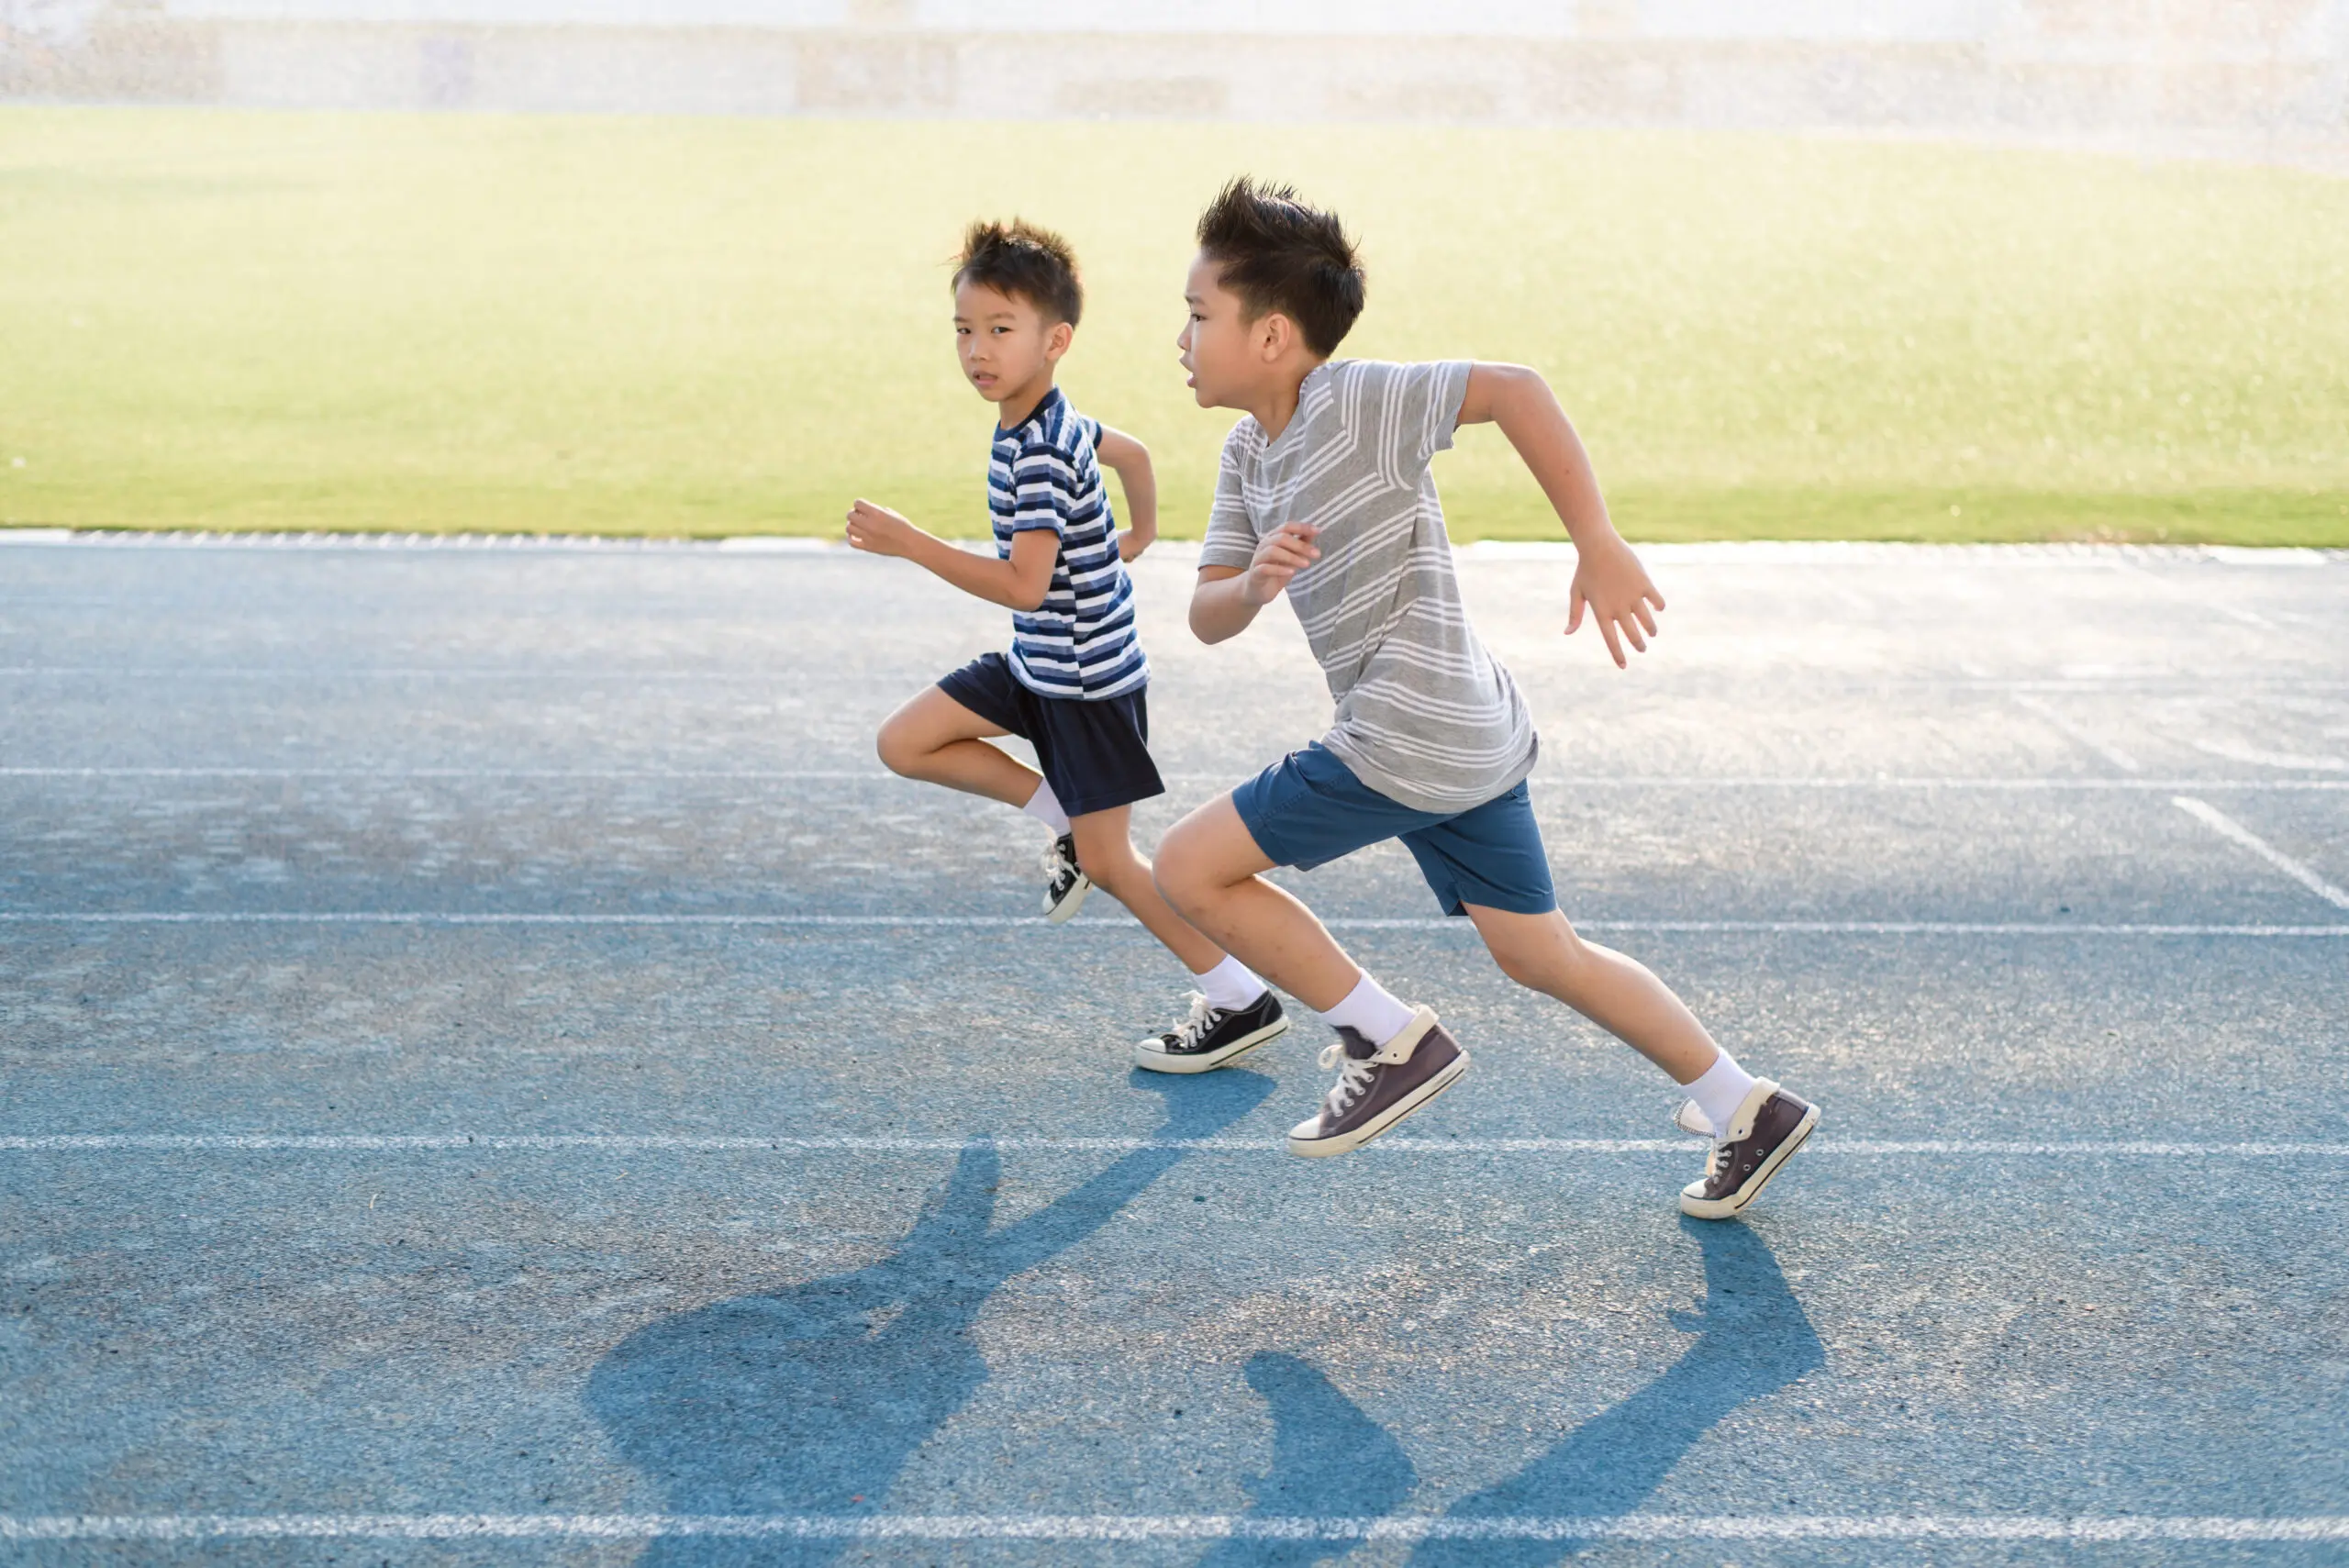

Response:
(1020, 778), (1071, 836)
(1684, 1049), (1759, 1137)
(1193, 954), (1267, 1013)
(1319, 971), (1417, 1046)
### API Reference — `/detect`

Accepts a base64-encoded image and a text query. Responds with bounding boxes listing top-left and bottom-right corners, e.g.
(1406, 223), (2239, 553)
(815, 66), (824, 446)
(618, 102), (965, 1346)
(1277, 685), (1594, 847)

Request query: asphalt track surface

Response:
(3, 532), (2346, 1566)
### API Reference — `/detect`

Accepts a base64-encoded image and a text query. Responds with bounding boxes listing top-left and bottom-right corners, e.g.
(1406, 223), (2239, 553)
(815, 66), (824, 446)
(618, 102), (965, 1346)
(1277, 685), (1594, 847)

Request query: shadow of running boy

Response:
(586, 1069), (1275, 1566)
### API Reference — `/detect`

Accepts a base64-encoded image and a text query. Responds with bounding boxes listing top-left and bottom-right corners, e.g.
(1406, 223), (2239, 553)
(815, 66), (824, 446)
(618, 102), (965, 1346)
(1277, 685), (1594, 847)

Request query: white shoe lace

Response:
(1041, 837), (1078, 884)
(1165, 991), (1219, 1049)
(1317, 1040), (1378, 1114)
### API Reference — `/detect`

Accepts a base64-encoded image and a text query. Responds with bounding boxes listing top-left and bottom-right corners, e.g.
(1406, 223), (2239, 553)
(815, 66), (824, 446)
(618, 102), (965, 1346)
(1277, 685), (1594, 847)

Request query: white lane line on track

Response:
(4, 1513), (2344, 1543)
(6, 912), (2345, 937)
(2010, 695), (2141, 773)
(2, 528), (2338, 561)
(3, 1135), (2342, 1156)
(2110, 552), (2280, 628)
(6, 766), (2349, 791)
(2192, 737), (2349, 773)
(6, 666), (2348, 694)
(2173, 796), (2349, 910)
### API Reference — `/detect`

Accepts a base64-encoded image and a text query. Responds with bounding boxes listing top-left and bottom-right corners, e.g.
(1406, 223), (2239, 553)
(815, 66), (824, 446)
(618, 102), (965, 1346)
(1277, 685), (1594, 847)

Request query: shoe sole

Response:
(1045, 877), (1093, 925)
(1678, 1104), (1821, 1220)
(1286, 1051), (1471, 1158)
(1132, 1015), (1291, 1074)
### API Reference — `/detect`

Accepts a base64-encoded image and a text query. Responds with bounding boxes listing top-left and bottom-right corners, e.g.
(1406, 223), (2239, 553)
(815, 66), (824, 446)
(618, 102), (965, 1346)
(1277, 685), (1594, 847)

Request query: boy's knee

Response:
(874, 716), (921, 777)
(1071, 827), (1140, 885)
(1150, 862), (1194, 916)
(1152, 833), (1209, 914)
(1484, 915), (1586, 992)
(1488, 934), (1566, 992)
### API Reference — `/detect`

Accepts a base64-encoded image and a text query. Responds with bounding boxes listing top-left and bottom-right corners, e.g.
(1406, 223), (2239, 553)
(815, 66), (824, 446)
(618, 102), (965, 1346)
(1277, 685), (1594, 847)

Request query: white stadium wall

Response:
(2, 0), (2344, 164)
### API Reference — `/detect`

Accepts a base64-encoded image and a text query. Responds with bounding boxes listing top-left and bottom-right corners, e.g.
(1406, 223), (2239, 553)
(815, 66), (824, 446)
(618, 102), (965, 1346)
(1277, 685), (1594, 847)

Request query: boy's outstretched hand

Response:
(844, 499), (920, 558)
(1243, 521), (1320, 606)
(1567, 534), (1665, 668)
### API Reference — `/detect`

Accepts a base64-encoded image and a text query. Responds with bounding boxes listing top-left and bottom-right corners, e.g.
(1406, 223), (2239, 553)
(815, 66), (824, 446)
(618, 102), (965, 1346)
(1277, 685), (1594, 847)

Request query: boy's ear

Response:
(1045, 320), (1074, 361)
(1256, 311), (1296, 363)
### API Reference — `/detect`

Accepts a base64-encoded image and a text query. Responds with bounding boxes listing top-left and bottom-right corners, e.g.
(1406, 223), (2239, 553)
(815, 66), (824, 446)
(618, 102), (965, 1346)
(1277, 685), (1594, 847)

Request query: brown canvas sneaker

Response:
(1678, 1078), (1820, 1219)
(1287, 1006), (1470, 1158)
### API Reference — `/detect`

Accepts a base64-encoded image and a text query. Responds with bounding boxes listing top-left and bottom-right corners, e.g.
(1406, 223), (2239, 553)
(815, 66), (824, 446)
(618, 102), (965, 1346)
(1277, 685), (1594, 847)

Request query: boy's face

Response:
(1176, 252), (1266, 410)
(954, 280), (1069, 406)
(1184, 250), (1315, 410)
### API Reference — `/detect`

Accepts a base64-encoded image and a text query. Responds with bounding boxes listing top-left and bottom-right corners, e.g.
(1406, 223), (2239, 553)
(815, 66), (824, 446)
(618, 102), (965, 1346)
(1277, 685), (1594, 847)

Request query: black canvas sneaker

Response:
(1677, 1078), (1820, 1219)
(1041, 832), (1091, 923)
(1287, 1006), (1469, 1158)
(1134, 989), (1290, 1074)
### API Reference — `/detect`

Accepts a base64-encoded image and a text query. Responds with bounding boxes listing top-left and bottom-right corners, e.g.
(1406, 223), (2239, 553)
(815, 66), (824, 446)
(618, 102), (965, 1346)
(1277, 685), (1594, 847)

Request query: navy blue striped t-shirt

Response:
(989, 386), (1148, 701)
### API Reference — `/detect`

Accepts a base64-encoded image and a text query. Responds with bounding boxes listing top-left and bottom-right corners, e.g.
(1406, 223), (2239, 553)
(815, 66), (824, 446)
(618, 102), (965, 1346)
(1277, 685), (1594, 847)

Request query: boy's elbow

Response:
(1468, 362), (1559, 431)
(1491, 362), (1546, 408)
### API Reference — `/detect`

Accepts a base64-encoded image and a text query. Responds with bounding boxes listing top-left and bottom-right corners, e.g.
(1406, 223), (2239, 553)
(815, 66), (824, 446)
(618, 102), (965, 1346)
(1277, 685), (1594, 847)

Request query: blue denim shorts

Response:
(1230, 743), (1557, 918)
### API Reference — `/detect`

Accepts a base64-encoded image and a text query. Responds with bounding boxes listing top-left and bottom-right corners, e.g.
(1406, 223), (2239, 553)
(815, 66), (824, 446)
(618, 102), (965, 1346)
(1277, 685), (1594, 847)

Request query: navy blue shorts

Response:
(1230, 742), (1557, 918)
(937, 652), (1164, 819)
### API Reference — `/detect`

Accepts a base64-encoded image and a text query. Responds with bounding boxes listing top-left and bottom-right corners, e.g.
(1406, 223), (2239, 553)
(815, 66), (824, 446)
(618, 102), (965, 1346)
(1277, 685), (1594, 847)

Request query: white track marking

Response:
(4, 911), (2344, 937)
(0, 665), (810, 681)
(3, 1513), (2344, 1543)
(0, 767), (896, 781)
(2009, 695), (2140, 772)
(5, 530), (2339, 563)
(2172, 796), (2349, 910)
(2202, 546), (2332, 567)
(5, 767), (2348, 791)
(7, 666), (2349, 694)
(2110, 553), (2278, 628)
(0, 530), (836, 555)
(2191, 738), (2349, 773)
(1, 1135), (2341, 1157)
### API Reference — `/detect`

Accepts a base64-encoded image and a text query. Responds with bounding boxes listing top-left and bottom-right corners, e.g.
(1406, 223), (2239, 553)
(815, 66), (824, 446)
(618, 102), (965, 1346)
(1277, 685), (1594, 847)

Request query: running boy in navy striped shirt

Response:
(847, 220), (1291, 1070)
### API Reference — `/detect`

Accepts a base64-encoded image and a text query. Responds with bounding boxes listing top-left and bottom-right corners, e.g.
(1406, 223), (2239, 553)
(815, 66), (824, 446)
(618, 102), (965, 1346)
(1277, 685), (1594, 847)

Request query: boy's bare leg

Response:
(1463, 903), (1719, 1084)
(1069, 806), (1228, 974)
(1468, 901), (1820, 1217)
(1153, 795), (1363, 1011)
(875, 686), (1041, 808)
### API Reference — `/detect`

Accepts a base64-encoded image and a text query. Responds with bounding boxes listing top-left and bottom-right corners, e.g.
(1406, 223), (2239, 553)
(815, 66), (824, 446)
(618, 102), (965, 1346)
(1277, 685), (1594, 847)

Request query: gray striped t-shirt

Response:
(1200, 359), (1539, 814)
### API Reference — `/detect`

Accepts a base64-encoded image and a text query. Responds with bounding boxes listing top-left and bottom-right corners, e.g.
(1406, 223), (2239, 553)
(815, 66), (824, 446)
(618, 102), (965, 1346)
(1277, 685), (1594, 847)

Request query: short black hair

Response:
(952, 218), (1083, 328)
(1195, 176), (1365, 357)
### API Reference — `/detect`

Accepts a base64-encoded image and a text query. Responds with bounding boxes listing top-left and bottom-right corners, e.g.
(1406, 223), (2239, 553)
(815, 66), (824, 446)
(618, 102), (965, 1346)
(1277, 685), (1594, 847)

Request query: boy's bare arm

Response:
(843, 499), (1058, 612)
(1189, 523), (1320, 644)
(1457, 361), (1664, 669)
(1094, 426), (1158, 562)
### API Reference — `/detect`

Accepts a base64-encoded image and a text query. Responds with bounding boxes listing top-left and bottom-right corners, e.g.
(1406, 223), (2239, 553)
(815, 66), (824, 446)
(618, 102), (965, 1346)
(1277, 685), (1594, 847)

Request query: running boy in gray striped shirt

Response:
(1152, 179), (1820, 1219)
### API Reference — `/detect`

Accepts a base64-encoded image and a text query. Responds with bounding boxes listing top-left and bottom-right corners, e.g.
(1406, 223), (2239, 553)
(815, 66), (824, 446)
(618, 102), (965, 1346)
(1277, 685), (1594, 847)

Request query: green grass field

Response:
(3, 107), (2345, 544)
